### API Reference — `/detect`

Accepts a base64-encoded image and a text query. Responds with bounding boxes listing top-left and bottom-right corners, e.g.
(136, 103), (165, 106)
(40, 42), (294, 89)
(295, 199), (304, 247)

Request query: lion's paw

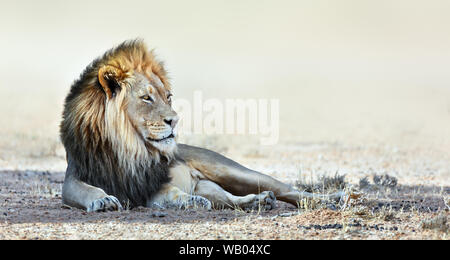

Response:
(87, 195), (123, 212)
(246, 191), (277, 211)
(153, 195), (212, 210)
(183, 195), (212, 210)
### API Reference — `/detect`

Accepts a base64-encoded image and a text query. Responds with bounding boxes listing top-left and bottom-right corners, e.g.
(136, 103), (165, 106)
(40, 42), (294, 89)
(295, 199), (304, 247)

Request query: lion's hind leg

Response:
(179, 144), (346, 207)
(277, 190), (345, 207)
(194, 180), (276, 210)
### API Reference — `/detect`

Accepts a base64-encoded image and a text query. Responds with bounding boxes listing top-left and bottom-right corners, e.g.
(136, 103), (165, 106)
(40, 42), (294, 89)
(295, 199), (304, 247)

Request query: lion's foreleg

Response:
(62, 170), (122, 212)
(148, 184), (212, 209)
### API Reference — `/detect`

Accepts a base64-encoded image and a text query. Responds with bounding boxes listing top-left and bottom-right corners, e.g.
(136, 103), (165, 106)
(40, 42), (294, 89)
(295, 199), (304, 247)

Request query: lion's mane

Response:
(60, 40), (172, 207)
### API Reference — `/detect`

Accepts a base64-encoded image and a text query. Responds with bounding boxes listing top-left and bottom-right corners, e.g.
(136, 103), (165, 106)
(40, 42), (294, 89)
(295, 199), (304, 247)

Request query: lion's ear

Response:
(98, 65), (125, 99)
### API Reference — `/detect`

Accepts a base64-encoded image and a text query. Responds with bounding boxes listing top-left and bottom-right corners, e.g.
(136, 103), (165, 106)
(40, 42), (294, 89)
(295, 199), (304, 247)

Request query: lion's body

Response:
(60, 41), (175, 208)
(60, 40), (343, 212)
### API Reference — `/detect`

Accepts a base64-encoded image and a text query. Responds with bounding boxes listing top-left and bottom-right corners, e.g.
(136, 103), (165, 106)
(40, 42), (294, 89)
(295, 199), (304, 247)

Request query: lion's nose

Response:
(164, 115), (179, 128)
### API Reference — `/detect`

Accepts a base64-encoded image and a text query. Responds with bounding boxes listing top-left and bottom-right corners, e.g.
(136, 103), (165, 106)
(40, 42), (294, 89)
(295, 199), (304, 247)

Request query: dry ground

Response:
(0, 138), (448, 240)
(0, 79), (449, 240)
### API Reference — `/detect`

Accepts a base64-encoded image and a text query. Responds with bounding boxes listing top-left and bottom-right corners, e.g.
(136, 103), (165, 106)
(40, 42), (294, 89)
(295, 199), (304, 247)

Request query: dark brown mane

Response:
(60, 39), (172, 207)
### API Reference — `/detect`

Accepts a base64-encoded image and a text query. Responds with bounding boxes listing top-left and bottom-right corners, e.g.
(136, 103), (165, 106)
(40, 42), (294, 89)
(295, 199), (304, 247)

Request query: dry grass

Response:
(0, 79), (449, 240)
(0, 140), (448, 240)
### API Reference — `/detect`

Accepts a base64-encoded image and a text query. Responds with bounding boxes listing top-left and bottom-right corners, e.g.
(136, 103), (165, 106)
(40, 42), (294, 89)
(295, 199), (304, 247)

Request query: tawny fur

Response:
(61, 39), (345, 212)
(60, 40), (173, 207)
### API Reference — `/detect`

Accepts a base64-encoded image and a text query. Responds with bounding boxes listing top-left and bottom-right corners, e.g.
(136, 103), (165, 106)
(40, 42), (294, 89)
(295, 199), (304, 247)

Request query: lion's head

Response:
(60, 40), (178, 206)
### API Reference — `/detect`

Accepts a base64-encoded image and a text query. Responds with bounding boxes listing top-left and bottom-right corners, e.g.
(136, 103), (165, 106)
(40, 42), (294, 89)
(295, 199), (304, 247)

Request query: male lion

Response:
(60, 39), (343, 212)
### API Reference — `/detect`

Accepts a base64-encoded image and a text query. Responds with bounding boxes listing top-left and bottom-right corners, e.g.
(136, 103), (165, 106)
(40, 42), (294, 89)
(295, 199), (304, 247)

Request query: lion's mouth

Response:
(147, 133), (175, 142)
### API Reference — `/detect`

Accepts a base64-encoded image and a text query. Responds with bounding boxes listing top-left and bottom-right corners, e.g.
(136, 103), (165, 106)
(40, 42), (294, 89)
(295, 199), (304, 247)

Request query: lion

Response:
(60, 39), (343, 212)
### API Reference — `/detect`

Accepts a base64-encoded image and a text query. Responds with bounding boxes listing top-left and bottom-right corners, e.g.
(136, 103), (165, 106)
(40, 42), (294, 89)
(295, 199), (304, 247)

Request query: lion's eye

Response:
(167, 94), (173, 102)
(142, 95), (154, 103)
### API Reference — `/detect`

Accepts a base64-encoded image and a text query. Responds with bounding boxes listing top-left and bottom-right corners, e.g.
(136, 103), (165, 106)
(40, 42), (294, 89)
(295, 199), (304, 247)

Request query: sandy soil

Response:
(0, 138), (448, 240)
(0, 59), (448, 241)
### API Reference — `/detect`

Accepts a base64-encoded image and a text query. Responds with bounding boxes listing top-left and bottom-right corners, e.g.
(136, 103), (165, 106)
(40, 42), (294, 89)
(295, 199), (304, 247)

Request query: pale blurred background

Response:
(0, 0), (449, 175)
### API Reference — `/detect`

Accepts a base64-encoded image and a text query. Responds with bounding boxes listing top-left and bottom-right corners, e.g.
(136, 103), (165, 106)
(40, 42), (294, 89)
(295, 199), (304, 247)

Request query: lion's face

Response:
(64, 41), (180, 161)
(126, 72), (179, 154)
